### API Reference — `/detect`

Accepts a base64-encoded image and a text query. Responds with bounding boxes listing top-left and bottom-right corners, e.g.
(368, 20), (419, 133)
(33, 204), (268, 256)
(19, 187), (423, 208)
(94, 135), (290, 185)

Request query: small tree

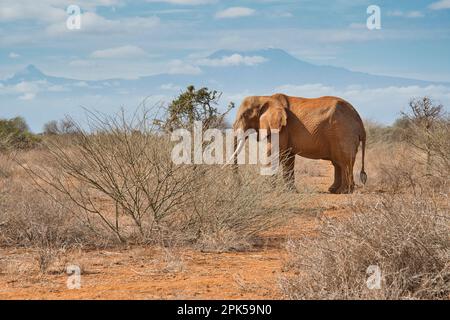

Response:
(406, 97), (444, 128)
(0, 116), (39, 150)
(43, 120), (59, 135)
(401, 97), (448, 174)
(43, 118), (78, 135)
(156, 85), (234, 132)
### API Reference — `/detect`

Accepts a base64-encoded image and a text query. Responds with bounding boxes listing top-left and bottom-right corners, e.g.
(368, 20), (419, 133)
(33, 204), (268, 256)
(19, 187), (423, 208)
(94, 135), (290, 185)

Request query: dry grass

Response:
(7, 109), (295, 252)
(280, 192), (449, 299)
(0, 174), (110, 249)
(2, 102), (448, 299)
(0, 154), (13, 179)
(281, 114), (450, 300)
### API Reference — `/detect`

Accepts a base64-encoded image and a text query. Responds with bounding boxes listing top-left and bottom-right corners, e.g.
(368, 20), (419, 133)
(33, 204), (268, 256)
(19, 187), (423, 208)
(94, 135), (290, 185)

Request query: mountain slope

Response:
(1, 49), (449, 131)
(2, 49), (446, 91)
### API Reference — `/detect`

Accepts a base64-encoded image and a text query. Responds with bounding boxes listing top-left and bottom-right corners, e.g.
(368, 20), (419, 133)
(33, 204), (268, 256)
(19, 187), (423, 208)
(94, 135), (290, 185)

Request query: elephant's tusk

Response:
(223, 138), (245, 168)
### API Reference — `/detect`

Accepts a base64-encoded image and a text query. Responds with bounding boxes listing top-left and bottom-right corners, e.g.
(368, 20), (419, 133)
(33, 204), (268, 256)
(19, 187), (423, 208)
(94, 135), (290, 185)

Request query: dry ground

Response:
(0, 158), (377, 299)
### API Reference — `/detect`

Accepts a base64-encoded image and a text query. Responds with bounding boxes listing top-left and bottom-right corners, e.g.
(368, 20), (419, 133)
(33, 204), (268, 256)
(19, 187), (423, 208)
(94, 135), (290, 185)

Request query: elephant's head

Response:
(233, 95), (287, 133)
(227, 95), (288, 163)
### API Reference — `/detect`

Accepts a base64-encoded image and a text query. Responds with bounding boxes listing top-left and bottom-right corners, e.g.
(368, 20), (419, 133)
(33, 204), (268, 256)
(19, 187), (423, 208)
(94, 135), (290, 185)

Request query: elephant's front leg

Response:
(281, 152), (296, 191)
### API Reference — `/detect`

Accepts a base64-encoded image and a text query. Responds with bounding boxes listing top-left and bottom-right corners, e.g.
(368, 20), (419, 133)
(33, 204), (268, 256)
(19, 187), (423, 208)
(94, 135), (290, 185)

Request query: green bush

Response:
(0, 117), (40, 150)
(154, 85), (234, 132)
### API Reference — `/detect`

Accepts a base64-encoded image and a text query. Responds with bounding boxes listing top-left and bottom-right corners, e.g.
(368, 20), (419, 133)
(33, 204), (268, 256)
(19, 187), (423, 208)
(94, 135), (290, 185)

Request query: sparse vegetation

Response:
(280, 96), (449, 300)
(154, 85), (234, 131)
(0, 116), (40, 150)
(19, 107), (293, 251)
(280, 193), (449, 299)
(1, 95), (448, 299)
(42, 118), (77, 135)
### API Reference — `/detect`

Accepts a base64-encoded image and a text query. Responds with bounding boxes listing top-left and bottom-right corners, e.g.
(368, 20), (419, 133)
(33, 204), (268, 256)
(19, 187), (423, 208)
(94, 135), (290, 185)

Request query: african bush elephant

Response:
(230, 94), (367, 194)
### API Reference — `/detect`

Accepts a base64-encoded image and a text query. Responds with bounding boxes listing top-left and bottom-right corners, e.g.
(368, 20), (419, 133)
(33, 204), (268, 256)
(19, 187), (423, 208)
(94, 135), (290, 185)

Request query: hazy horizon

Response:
(1, 0), (450, 131)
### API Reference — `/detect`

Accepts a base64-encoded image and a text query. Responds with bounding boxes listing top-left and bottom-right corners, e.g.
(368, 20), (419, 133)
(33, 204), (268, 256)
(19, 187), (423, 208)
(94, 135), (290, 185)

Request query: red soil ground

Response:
(0, 159), (362, 299)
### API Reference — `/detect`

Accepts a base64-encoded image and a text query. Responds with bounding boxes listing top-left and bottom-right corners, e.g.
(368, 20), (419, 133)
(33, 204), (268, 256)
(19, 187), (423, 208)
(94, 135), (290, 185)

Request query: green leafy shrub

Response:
(0, 117), (40, 150)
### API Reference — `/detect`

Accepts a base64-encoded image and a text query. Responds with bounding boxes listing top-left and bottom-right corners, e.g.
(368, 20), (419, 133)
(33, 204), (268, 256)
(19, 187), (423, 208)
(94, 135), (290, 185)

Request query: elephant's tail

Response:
(360, 133), (367, 185)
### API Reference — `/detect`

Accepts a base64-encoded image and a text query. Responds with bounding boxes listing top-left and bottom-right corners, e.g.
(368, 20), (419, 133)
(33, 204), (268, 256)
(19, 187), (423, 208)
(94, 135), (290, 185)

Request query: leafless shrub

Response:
(366, 143), (424, 194)
(192, 165), (293, 252)
(401, 97), (449, 176)
(35, 247), (57, 274)
(20, 108), (294, 250)
(43, 118), (78, 135)
(280, 193), (449, 300)
(364, 120), (397, 146)
(364, 115), (449, 194)
(160, 248), (185, 273)
(0, 177), (108, 248)
(21, 109), (197, 244)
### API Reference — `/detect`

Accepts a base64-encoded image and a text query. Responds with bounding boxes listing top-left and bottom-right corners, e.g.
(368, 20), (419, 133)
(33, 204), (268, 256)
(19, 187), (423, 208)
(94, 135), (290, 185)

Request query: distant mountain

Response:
(1, 48), (449, 131)
(6, 64), (46, 83)
(194, 48), (445, 90)
(3, 64), (77, 86)
(2, 49), (445, 91)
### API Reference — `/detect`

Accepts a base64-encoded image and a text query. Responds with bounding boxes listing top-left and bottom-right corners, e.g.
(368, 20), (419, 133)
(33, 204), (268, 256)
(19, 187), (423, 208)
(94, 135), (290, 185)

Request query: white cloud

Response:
(276, 84), (335, 98)
(69, 60), (97, 67)
(223, 90), (254, 102)
(0, 0), (123, 23)
(429, 0), (450, 10)
(160, 83), (182, 90)
(18, 92), (36, 100)
(73, 81), (89, 87)
(406, 11), (425, 18)
(0, 2), (65, 23)
(46, 12), (160, 36)
(276, 83), (450, 100)
(215, 7), (255, 19)
(271, 11), (293, 18)
(197, 54), (267, 67)
(8, 52), (20, 59)
(275, 83), (450, 121)
(47, 84), (67, 92)
(167, 60), (202, 75)
(0, 81), (39, 100)
(90, 45), (148, 59)
(146, 0), (215, 4)
(388, 10), (424, 18)
(0, 80), (70, 100)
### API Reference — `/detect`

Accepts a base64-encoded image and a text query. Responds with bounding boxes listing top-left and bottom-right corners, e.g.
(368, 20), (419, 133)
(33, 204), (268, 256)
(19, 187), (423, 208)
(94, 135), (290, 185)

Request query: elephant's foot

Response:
(333, 184), (354, 194)
(283, 176), (297, 193)
(328, 185), (339, 193)
(285, 182), (298, 193)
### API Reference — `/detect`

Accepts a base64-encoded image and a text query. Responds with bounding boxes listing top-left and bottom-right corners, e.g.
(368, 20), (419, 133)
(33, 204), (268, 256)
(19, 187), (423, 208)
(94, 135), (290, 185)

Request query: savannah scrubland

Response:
(0, 94), (448, 300)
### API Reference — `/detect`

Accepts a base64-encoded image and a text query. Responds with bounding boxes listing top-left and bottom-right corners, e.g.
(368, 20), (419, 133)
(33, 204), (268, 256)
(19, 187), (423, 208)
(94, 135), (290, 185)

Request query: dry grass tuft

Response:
(281, 107), (450, 300)
(280, 193), (449, 299)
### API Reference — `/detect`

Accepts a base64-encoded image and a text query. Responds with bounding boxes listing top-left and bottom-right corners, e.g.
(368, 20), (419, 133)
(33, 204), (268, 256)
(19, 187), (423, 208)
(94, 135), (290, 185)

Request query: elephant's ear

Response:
(259, 99), (287, 132)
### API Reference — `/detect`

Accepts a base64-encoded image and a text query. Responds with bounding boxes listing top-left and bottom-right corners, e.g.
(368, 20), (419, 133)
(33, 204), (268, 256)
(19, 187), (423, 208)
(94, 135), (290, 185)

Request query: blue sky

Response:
(1, 0), (450, 131)
(1, 0), (450, 81)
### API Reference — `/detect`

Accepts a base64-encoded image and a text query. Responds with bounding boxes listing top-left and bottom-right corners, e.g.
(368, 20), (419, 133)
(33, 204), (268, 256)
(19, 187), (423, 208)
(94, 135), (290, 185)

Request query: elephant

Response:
(229, 94), (367, 194)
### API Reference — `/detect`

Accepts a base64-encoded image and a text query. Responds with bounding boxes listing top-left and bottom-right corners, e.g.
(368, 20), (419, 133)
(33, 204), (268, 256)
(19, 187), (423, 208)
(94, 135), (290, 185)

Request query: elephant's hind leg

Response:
(335, 157), (356, 194)
(329, 162), (342, 193)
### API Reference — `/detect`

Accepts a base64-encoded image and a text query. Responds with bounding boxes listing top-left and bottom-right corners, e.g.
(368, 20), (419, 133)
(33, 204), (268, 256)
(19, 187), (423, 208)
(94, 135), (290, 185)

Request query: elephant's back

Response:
(288, 96), (352, 112)
(288, 96), (363, 129)
(285, 96), (365, 158)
